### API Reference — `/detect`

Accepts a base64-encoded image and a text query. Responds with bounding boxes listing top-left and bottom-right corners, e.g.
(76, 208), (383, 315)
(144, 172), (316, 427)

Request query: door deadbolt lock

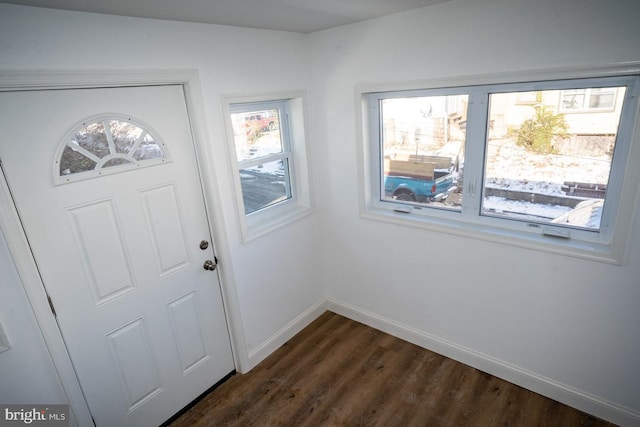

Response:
(199, 240), (209, 250)
(203, 259), (216, 271)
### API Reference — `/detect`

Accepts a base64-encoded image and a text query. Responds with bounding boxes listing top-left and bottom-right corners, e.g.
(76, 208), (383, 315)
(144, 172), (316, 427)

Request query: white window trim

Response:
(356, 64), (640, 264)
(222, 91), (313, 243)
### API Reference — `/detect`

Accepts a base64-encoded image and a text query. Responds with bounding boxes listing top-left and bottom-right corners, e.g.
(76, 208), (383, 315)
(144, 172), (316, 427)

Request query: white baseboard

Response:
(325, 298), (640, 427)
(245, 299), (328, 372)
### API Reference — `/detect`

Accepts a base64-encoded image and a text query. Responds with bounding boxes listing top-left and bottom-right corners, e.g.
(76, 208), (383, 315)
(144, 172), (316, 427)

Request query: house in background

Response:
(1, 0), (639, 426)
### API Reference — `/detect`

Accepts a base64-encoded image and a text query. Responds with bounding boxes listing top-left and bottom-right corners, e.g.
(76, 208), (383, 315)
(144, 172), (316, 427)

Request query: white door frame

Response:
(0, 69), (249, 426)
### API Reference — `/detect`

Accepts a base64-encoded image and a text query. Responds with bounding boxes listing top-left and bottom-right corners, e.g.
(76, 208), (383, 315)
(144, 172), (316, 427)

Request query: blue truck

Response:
(383, 155), (455, 203)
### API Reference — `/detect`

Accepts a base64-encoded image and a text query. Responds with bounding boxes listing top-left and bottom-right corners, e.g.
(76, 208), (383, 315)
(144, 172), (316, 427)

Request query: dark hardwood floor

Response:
(168, 311), (616, 427)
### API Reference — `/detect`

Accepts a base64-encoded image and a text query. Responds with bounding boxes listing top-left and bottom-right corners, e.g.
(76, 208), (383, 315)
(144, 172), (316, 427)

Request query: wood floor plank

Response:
(168, 312), (616, 427)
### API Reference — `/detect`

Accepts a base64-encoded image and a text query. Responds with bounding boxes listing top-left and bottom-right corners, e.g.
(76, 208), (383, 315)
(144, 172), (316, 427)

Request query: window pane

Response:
(103, 158), (131, 168)
(131, 135), (163, 161)
(380, 95), (467, 210)
(588, 88), (615, 109)
(561, 89), (586, 110)
(109, 120), (143, 154)
(240, 158), (290, 214)
(72, 122), (110, 158)
(230, 109), (282, 162)
(483, 87), (626, 230)
(60, 145), (97, 175)
(108, 120), (163, 161)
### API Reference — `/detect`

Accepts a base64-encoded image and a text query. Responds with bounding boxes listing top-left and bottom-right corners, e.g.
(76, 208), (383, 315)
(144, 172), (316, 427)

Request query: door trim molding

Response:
(0, 69), (249, 423)
(0, 165), (91, 427)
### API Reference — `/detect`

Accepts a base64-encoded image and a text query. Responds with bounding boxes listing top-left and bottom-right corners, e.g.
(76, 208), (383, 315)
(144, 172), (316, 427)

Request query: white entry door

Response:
(0, 85), (235, 426)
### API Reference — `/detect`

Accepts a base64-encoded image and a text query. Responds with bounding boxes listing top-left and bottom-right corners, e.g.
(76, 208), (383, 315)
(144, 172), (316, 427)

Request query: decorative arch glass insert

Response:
(55, 115), (169, 184)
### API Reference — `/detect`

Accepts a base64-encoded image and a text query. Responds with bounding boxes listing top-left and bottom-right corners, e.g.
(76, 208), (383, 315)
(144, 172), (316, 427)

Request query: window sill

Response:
(242, 201), (314, 243)
(361, 205), (623, 265)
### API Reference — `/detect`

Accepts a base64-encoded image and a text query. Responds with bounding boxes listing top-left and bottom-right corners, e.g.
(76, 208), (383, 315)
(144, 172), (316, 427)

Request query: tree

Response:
(509, 92), (569, 154)
(246, 119), (265, 144)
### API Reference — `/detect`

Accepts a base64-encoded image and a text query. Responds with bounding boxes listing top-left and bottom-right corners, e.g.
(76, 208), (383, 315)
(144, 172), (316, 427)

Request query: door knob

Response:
(203, 259), (216, 271)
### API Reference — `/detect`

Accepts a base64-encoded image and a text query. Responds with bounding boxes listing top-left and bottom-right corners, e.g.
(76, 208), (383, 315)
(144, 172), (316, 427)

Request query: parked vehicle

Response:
(383, 154), (454, 202)
(244, 110), (278, 132)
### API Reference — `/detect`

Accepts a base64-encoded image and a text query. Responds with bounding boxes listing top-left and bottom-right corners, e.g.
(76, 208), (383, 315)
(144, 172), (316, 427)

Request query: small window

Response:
(364, 74), (640, 262)
(55, 115), (168, 184)
(225, 94), (312, 241)
(229, 104), (291, 214)
(560, 87), (617, 111)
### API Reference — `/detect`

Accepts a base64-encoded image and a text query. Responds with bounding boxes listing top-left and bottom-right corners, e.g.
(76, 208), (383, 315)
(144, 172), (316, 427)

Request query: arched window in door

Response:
(55, 115), (170, 184)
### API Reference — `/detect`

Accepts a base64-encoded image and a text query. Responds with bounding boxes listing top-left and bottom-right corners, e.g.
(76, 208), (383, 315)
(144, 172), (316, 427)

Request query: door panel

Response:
(168, 291), (209, 374)
(68, 198), (136, 304)
(107, 317), (163, 410)
(0, 85), (234, 427)
(140, 183), (190, 275)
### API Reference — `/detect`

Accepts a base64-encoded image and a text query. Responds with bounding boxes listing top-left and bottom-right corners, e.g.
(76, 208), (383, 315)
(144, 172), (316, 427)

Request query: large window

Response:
(225, 94), (312, 241)
(364, 74), (640, 262)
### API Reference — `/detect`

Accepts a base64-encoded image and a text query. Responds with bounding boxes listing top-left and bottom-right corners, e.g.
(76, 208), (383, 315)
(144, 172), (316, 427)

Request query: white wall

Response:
(0, 230), (68, 404)
(308, 0), (640, 425)
(2, 0), (640, 425)
(0, 1), (324, 400)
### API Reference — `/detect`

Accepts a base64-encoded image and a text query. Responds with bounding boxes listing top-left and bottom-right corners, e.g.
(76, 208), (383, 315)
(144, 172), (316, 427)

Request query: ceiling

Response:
(0, 0), (450, 33)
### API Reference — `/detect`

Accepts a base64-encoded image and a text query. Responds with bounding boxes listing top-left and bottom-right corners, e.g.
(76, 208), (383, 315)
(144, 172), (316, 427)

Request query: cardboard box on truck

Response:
(384, 154), (452, 180)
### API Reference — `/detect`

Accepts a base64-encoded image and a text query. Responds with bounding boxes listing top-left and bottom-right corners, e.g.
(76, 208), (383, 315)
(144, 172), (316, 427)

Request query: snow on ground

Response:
(483, 196), (572, 220)
(482, 139), (608, 227)
(485, 139), (611, 195)
(239, 130), (285, 175)
(384, 122), (611, 228)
